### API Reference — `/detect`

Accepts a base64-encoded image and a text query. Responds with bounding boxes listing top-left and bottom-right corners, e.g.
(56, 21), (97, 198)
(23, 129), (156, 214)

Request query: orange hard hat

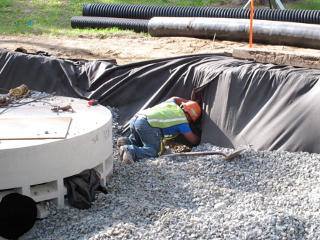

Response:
(181, 101), (201, 121)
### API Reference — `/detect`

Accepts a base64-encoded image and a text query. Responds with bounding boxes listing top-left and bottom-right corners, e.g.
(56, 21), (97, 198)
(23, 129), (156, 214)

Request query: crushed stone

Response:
(20, 107), (320, 240)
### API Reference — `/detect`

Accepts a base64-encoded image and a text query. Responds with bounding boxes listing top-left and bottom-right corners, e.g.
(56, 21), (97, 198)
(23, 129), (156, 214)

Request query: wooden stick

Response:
(163, 149), (245, 161)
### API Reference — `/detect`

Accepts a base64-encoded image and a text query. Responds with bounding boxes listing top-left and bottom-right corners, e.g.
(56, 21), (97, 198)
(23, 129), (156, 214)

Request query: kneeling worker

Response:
(117, 96), (201, 165)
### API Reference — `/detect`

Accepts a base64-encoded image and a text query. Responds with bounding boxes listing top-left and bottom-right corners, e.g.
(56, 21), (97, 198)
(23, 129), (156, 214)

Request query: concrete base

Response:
(0, 95), (113, 208)
(233, 47), (320, 70)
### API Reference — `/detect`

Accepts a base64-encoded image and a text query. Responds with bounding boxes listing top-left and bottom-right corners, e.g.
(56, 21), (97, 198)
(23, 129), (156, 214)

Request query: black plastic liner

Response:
(71, 16), (149, 33)
(82, 3), (320, 24)
(1, 50), (320, 154)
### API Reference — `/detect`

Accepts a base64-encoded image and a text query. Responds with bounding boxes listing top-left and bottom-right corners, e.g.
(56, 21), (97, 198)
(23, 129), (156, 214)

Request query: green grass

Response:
(0, 0), (12, 8)
(0, 0), (319, 37)
(289, 0), (320, 10)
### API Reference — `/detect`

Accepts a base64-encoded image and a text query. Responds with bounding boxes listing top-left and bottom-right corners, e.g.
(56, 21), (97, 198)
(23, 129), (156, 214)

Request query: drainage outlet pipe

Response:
(82, 3), (320, 25)
(148, 17), (320, 49)
(71, 16), (149, 33)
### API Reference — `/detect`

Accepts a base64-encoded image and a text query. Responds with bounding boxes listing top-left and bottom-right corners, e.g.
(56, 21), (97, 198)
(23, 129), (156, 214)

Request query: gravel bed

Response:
(20, 107), (320, 240)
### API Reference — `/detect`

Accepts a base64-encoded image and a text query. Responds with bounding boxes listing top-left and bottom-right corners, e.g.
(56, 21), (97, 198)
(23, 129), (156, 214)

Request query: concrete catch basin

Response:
(0, 94), (113, 208)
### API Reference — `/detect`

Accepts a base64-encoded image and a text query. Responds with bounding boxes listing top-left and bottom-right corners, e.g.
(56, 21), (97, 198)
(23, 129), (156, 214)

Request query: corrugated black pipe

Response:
(82, 3), (320, 24)
(71, 16), (149, 33)
(148, 17), (320, 49)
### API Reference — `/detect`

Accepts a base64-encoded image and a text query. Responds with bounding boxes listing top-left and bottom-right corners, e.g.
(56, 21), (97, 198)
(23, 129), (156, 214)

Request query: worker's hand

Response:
(183, 132), (200, 146)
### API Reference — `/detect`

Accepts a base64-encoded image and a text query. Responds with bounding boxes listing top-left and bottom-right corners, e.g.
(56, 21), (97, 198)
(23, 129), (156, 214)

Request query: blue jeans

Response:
(125, 115), (162, 161)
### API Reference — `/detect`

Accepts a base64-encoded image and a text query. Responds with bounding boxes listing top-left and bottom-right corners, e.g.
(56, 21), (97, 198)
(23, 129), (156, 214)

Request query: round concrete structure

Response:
(0, 94), (113, 207)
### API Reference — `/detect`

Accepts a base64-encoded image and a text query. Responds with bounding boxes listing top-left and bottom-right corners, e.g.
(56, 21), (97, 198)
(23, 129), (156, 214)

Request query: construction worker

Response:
(117, 96), (201, 165)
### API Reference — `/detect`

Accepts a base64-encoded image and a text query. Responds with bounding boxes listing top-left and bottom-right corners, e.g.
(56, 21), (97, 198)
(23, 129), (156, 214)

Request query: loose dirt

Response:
(1, 33), (320, 65)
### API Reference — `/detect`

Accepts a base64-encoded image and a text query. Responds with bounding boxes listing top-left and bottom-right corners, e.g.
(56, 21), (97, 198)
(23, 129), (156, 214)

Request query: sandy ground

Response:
(1, 33), (320, 65)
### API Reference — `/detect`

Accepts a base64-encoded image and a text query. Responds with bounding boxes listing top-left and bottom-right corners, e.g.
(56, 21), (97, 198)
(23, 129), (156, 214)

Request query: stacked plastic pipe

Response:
(71, 3), (320, 49)
(81, 3), (320, 24)
(71, 16), (148, 33)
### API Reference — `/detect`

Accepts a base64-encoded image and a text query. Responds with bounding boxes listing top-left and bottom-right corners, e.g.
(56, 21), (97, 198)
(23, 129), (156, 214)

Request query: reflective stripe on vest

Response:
(140, 101), (188, 129)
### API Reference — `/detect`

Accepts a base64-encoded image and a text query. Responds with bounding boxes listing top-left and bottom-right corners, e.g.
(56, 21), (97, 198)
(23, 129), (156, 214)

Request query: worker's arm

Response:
(170, 96), (188, 106)
(182, 132), (200, 146)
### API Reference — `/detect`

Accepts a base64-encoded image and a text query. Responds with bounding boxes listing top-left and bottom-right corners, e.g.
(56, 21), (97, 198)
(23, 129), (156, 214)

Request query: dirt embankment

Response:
(1, 34), (319, 65)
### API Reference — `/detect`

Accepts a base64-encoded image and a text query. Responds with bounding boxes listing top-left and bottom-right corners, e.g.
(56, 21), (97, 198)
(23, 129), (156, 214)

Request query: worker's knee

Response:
(125, 144), (159, 161)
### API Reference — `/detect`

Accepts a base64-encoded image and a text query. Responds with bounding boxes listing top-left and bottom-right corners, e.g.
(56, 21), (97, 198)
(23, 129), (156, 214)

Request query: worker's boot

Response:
(117, 137), (130, 147)
(119, 146), (134, 165)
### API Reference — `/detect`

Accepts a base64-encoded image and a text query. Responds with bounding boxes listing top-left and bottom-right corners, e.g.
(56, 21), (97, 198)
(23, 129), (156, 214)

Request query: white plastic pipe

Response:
(148, 17), (320, 49)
